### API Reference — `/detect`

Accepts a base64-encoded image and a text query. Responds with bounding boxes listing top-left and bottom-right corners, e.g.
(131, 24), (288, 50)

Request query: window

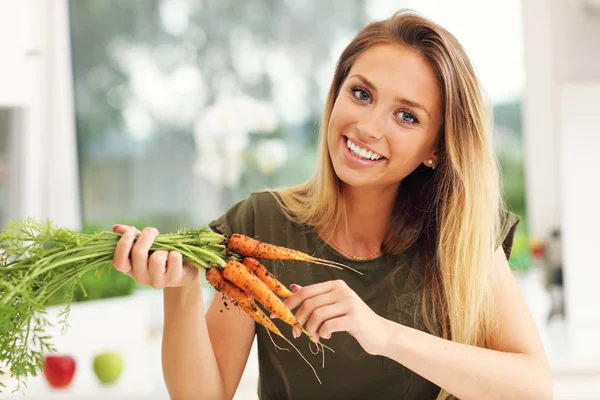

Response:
(0, 108), (19, 229)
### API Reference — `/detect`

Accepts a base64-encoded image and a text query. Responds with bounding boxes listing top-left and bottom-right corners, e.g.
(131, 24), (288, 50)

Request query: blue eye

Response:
(397, 110), (419, 125)
(351, 87), (371, 102)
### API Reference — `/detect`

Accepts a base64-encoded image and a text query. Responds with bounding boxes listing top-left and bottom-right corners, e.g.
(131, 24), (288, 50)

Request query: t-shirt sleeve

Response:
(495, 208), (521, 260)
(208, 195), (256, 238)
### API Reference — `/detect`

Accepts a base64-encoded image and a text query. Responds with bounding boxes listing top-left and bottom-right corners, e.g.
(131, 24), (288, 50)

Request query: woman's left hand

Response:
(282, 280), (390, 356)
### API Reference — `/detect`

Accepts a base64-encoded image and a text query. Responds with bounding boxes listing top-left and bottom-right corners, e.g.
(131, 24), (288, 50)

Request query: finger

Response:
(131, 227), (159, 282)
(148, 250), (169, 289)
(112, 227), (137, 274)
(305, 303), (347, 342)
(284, 281), (335, 310)
(294, 291), (338, 326)
(112, 224), (142, 234)
(271, 284), (300, 319)
(164, 251), (183, 287)
(318, 315), (349, 340)
(290, 284), (302, 292)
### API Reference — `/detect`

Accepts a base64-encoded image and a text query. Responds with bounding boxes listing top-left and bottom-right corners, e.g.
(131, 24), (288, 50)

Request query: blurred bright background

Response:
(0, 0), (599, 399)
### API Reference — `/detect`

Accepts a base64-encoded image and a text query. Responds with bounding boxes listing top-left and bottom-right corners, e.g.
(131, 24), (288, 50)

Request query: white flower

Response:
(254, 139), (288, 175)
(193, 130), (250, 187)
(193, 95), (278, 140)
(192, 95), (279, 187)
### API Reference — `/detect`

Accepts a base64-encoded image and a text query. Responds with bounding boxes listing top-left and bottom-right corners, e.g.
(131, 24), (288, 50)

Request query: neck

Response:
(326, 183), (399, 259)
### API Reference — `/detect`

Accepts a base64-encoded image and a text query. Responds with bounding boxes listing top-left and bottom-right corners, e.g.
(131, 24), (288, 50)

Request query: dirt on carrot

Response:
(242, 257), (292, 299)
(205, 266), (326, 383)
(221, 260), (302, 330)
(205, 267), (282, 337)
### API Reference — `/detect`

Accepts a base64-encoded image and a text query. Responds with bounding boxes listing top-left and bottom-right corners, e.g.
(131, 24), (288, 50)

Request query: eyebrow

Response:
(348, 73), (432, 119)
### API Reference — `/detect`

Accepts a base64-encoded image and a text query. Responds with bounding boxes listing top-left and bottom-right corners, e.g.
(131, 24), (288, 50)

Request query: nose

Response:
(355, 107), (386, 142)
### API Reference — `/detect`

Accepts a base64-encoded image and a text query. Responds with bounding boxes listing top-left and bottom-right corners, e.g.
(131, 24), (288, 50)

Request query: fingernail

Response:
(112, 224), (119, 230)
(290, 284), (302, 292)
(126, 228), (136, 237)
(270, 313), (277, 319)
(293, 327), (301, 338)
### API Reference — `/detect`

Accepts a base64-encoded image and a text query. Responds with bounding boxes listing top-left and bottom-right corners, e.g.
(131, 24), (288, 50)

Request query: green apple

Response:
(92, 352), (123, 385)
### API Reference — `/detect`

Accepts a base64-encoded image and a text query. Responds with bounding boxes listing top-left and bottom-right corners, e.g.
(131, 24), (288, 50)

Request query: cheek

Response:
(326, 102), (346, 150)
(387, 134), (428, 166)
(329, 97), (357, 134)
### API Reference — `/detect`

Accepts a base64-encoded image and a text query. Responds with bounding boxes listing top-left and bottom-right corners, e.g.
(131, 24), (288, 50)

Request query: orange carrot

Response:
(207, 265), (329, 384)
(227, 234), (362, 275)
(205, 267), (282, 337)
(222, 260), (302, 330)
(243, 257), (292, 299)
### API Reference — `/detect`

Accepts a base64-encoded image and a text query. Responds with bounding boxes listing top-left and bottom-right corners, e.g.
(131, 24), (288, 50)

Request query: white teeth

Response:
(346, 138), (383, 161)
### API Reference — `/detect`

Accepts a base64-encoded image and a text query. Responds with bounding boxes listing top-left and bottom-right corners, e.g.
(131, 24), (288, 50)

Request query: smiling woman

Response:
(110, 9), (550, 400)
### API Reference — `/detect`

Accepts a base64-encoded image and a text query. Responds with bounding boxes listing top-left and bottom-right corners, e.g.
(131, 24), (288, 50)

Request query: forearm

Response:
(379, 319), (552, 400)
(162, 283), (225, 400)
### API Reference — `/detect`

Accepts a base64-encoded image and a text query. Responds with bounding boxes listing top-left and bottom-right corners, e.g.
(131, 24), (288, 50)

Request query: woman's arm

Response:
(286, 248), (552, 400)
(111, 225), (256, 400)
(379, 247), (552, 400)
(162, 283), (256, 400)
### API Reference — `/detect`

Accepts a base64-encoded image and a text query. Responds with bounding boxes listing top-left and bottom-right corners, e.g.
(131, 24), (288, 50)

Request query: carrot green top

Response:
(209, 191), (520, 400)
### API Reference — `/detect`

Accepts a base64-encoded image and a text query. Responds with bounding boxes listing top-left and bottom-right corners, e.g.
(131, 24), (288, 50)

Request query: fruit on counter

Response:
(92, 351), (124, 385)
(43, 355), (76, 388)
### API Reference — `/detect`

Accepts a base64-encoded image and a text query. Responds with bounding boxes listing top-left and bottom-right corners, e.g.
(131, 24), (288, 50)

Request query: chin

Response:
(331, 164), (375, 188)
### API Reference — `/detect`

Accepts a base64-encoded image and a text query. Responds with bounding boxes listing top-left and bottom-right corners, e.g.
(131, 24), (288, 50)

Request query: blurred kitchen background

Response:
(0, 0), (599, 398)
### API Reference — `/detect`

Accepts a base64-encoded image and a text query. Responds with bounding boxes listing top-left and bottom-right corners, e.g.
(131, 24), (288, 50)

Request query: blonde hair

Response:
(275, 10), (502, 400)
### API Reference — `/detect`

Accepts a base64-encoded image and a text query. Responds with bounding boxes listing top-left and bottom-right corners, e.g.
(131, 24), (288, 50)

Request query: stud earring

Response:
(428, 159), (436, 169)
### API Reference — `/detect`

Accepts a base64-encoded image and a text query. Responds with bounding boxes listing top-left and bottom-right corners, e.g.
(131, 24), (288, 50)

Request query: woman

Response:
(112, 10), (552, 400)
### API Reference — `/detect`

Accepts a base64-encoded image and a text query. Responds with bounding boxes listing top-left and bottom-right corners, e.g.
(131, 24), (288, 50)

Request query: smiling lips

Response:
(346, 137), (385, 161)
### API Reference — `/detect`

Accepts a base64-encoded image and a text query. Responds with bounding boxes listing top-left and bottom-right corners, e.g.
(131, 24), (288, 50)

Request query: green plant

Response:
(43, 265), (136, 306)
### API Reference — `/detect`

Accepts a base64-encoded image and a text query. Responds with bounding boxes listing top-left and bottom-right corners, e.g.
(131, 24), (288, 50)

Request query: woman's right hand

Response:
(111, 224), (201, 289)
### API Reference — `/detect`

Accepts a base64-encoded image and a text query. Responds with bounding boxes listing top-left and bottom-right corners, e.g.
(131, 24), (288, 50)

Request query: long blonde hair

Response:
(275, 10), (502, 400)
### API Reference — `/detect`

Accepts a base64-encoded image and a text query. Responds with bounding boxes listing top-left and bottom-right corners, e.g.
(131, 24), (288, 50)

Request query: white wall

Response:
(552, 0), (600, 81)
(522, 0), (560, 240)
(0, 0), (38, 107)
(0, 0), (81, 230)
(522, 0), (600, 327)
(559, 82), (600, 327)
(43, 0), (81, 230)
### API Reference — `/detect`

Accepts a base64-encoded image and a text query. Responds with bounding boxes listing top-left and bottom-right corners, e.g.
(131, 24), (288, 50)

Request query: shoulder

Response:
(495, 208), (521, 260)
(208, 191), (284, 237)
(248, 190), (281, 209)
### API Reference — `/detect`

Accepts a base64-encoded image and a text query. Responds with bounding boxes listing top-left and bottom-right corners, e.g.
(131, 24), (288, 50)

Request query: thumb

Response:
(290, 284), (302, 293)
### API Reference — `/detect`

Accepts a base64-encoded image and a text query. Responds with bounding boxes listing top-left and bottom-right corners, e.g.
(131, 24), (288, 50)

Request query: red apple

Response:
(43, 354), (76, 389)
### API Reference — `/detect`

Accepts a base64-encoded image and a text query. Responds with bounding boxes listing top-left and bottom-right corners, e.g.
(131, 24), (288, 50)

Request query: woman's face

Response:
(327, 44), (444, 190)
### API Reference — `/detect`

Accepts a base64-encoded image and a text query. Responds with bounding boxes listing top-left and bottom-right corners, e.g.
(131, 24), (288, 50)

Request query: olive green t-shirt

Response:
(209, 191), (520, 400)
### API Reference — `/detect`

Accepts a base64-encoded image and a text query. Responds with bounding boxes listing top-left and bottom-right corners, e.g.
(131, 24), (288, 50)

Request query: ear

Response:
(422, 152), (438, 169)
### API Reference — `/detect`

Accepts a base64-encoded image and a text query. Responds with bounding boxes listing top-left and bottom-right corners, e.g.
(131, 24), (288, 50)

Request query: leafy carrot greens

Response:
(0, 217), (228, 391)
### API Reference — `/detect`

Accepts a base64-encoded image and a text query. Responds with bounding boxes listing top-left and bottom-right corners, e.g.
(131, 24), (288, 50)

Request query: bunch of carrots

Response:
(0, 218), (358, 391)
(214, 234), (355, 343)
